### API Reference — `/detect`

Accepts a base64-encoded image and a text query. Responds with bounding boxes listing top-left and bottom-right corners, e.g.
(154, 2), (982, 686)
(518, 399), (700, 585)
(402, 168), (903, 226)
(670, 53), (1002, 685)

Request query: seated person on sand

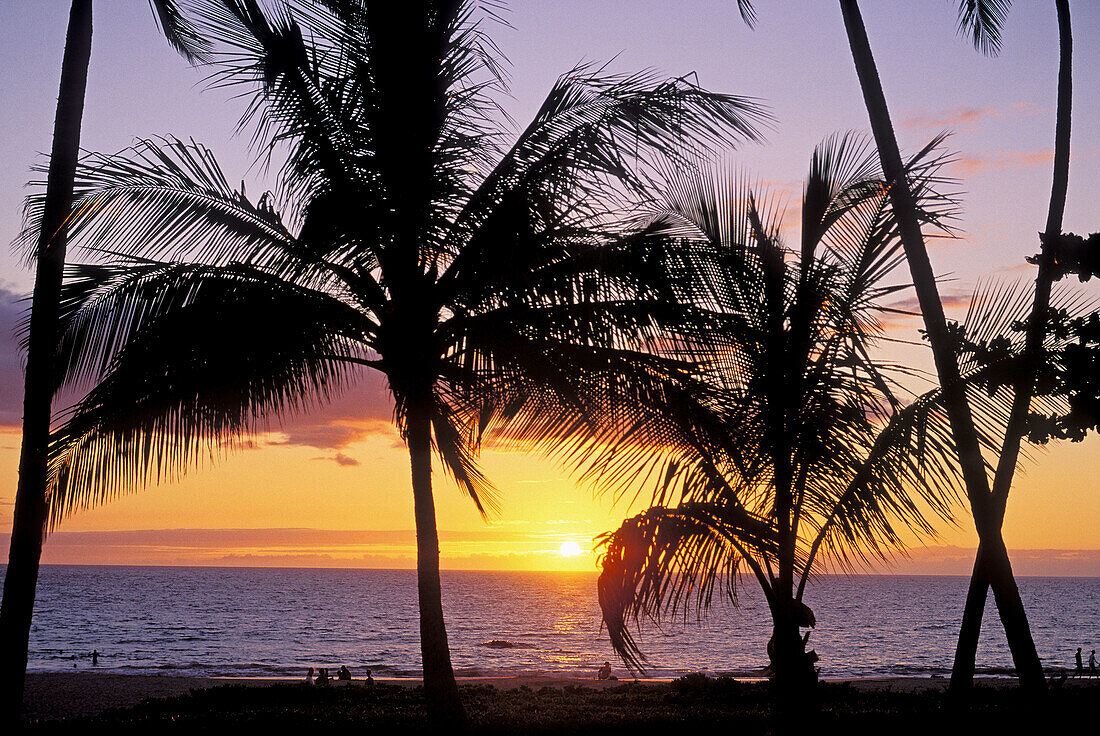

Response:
(597, 661), (617, 681)
(316, 667), (331, 686)
(338, 665), (351, 681)
(365, 668), (374, 686)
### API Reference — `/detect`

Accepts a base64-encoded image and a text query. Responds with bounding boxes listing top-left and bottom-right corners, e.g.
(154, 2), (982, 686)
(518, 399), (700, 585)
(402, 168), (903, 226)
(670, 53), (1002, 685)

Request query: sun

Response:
(559, 541), (583, 557)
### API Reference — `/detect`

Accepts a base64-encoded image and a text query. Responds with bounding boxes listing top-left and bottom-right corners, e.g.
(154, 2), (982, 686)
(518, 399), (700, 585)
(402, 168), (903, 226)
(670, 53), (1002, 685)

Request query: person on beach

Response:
(91, 649), (98, 666)
(317, 667), (331, 686)
(597, 662), (616, 680)
(365, 668), (374, 686)
(1077, 647), (1083, 674)
(338, 665), (351, 681)
(1090, 650), (1097, 675)
(306, 667), (315, 685)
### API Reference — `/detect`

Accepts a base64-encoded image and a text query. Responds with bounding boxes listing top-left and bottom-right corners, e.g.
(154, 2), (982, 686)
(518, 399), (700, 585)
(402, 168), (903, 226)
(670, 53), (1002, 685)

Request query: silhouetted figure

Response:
(91, 649), (98, 666)
(306, 666), (314, 685)
(597, 661), (616, 680)
(1076, 647), (1083, 674)
(1091, 650), (1097, 675)
(365, 668), (374, 686)
(316, 667), (330, 686)
(338, 665), (351, 681)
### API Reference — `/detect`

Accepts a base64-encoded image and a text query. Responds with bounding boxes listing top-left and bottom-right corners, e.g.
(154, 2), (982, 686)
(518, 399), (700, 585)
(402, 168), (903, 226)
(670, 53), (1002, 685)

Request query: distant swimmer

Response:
(91, 649), (99, 666)
(597, 662), (617, 681)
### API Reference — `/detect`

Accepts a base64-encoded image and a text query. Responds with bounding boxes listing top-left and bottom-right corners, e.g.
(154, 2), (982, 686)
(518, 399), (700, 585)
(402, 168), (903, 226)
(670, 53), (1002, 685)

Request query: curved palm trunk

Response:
(406, 396), (467, 727)
(838, 0), (1046, 693)
(951, 0), (1073, 695)
(0, 0), (92, 723)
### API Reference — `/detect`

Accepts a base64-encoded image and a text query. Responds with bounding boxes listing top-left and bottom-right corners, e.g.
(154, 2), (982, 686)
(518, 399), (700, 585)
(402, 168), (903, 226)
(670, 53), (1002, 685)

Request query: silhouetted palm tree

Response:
(734, 0), (1058, 693)
(21, 1), (767, 723)
(0, 1), (206, 723)
(597, 135), (975, 699)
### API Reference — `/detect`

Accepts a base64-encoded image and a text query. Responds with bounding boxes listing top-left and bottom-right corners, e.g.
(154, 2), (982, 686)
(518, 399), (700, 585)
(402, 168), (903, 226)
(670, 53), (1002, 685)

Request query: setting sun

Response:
(559, 541), (582, 557)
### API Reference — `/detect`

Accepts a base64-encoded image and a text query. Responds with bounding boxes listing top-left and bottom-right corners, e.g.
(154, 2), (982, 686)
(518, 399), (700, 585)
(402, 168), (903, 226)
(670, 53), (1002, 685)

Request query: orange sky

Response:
(2, 412), (1099, 573)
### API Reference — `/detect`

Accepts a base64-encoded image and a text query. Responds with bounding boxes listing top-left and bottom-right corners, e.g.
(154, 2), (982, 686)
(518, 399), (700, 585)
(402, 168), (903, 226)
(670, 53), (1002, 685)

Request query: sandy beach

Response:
(25, 670), (1067, 722)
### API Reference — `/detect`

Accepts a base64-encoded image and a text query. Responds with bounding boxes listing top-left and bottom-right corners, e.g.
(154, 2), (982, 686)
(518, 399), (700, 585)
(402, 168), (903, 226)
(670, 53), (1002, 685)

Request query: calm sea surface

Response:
(17, 566), (1099, 679)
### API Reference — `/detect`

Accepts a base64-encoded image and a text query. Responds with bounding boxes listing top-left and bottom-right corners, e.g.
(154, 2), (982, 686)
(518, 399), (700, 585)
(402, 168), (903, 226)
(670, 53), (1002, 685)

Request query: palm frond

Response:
(957, 0), (1012, 56)
(597, 504), (776, 672)
(149, 0), (213, 63)
(44, 263), (372, 526)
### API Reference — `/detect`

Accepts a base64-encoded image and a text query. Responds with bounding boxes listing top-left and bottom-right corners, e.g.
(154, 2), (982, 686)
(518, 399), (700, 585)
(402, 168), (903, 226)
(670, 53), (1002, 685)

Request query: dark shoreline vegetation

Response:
(26, 677), (1100, 734)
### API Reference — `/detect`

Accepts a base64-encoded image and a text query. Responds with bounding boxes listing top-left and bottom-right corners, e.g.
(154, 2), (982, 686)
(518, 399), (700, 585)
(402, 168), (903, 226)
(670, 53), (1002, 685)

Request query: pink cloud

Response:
(266, 371), (395, 450)
(953, 149), (1054, 176)
(883, 293), (973, 315)
(901, 106), (999, 131)
(1009, 102), (1048, 117)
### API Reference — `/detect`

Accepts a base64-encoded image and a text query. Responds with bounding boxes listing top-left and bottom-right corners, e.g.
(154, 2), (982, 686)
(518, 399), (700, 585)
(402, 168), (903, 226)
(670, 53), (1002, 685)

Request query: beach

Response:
(25, 670), (1071, 722)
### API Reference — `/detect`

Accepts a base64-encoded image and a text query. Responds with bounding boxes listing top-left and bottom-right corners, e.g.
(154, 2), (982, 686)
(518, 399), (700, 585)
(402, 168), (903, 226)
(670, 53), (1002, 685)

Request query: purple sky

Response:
(4, 0), (1099, 432)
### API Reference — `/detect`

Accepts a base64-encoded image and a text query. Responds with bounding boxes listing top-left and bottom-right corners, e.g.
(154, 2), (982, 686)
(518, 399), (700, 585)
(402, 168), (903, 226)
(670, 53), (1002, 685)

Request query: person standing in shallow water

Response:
(91, 649), (98, 666)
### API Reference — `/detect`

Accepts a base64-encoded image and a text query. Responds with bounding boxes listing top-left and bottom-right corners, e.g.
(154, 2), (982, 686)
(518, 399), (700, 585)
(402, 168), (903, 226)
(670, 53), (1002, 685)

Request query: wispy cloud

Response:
(953, 149), (1054, 176)
(883, 293), (973, 315)
(877, 545), (1100, 577)
(13, 527), (603, 570)
(901, 106), (1000, 132)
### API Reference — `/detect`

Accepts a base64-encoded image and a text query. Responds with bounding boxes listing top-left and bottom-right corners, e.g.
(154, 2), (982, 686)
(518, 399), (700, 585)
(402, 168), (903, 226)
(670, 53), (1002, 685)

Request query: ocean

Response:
(21, 566), (1098, 680)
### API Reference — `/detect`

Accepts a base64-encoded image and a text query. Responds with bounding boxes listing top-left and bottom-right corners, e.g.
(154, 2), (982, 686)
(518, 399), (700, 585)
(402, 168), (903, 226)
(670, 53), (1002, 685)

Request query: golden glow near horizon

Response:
(2, 419), (1100, 573)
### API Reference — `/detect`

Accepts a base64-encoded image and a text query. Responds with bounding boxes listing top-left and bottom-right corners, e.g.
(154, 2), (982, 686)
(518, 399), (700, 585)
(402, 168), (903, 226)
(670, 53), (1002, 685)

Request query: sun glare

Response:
(559, 541), (582, 557)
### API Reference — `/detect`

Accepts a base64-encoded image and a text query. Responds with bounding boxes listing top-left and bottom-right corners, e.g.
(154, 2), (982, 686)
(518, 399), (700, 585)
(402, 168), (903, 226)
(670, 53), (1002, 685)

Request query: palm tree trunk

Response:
(0, 1), (92, 724)
(406, 395), (467, 727)
(838, 0), (1046, 693)
(951, 0), (1072, 696)
(950, 545), (990, 692)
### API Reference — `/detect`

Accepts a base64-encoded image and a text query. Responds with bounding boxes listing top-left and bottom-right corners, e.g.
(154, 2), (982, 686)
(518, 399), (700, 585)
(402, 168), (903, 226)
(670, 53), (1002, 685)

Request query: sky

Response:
(1, 1), (1100, 573)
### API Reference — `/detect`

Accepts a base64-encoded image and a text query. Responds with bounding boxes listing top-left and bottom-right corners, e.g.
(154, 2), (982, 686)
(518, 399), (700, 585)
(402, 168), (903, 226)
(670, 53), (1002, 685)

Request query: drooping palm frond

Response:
(597, 503), (777, 671)
(956, 0), (1012, 56)
(43, 265), (372, 528)
(19, 137), (294, 270)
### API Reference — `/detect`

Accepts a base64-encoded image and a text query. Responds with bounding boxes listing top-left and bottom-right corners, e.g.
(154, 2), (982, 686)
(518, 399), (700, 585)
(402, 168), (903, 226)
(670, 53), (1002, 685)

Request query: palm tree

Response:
(596, 135), (973, 699)
(20, 1), (767, 723)
(0, 1), (206, 723)
(951, 0), (1073, 695)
